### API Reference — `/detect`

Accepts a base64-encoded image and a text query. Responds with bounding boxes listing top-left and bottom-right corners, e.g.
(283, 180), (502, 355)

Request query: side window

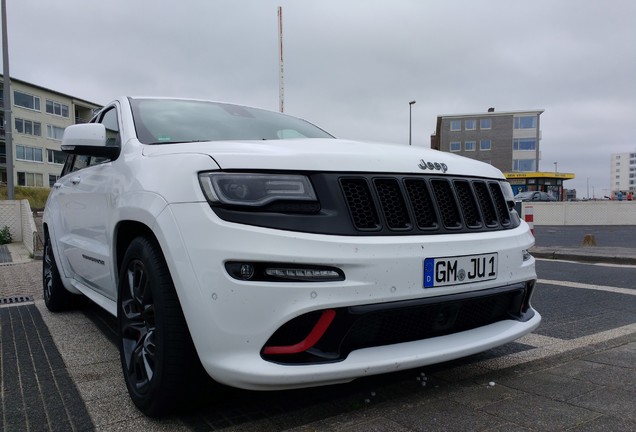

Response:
(61, 154), (75, 177)
(100, 108), (121, 148)
(71, 155), (91, 172)
(59, 107), (121, 175)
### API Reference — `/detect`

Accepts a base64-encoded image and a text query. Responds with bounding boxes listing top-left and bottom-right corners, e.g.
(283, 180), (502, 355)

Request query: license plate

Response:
(423, 253), (498, 288)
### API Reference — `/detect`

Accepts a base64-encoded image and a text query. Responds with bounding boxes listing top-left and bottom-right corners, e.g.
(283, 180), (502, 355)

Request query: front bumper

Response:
(154, 202), (539, 390)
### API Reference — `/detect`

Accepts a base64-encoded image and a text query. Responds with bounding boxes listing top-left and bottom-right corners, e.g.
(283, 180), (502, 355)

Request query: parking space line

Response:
(538, 279), (636, 296)
(535, 257), (636, 269)
(517, 333), (564, 347)
(476, 322), (636, 371)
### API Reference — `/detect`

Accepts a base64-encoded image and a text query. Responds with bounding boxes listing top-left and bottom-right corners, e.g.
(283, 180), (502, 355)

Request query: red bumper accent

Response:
(262, 309), (336, 355)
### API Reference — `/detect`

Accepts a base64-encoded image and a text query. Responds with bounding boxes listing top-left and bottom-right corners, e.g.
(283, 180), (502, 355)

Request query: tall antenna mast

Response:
(278, 6), (284, 113)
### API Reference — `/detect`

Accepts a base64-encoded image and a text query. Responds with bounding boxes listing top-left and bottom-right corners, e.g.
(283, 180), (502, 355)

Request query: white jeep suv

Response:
(43, 97), (540, 416)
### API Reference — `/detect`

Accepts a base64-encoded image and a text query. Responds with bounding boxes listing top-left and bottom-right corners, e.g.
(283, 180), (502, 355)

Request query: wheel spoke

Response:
(142, 328), (156, 381)
(120, 257), (157, 394)
(43, 244), (53, 300)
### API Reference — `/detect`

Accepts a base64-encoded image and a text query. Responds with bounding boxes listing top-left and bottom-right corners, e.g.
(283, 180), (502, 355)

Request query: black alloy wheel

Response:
(43, 232), (84, 312)
(117, 236), (202, 417)
(120, 258), (157, 396)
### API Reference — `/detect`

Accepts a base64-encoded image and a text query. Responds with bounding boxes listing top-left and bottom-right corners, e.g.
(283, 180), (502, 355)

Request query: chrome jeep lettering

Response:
(418, 160), (448, 173)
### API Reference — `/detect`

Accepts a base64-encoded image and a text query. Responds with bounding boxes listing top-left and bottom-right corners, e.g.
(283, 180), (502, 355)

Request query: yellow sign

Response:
(503, 172), (575, 180)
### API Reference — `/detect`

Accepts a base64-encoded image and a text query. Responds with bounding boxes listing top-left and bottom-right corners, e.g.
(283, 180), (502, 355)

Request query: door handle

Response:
(53, 182), (63, 189)
(71, 177), (81, 185)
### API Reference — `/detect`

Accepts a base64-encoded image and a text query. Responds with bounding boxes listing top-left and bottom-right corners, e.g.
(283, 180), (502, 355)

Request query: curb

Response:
(531, 248), (636, 266)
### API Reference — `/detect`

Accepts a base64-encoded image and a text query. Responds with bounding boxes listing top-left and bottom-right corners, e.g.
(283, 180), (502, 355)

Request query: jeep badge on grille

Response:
(418, 160), (448, 173)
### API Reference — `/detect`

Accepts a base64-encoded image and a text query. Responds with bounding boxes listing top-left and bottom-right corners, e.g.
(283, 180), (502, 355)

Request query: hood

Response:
(141, 138), (505, 179)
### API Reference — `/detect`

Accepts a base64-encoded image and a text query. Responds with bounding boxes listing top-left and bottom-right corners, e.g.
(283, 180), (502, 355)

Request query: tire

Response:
(117, 236), (201, 417)
(43, 233), (85, 312)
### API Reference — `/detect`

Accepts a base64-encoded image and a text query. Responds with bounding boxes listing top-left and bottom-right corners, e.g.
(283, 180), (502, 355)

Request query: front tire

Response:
(43, 233), (85, 312)
(117, 237), (200, 417)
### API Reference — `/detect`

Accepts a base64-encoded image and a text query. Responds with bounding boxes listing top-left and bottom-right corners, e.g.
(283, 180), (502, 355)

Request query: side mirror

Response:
(61, 123), (120, 159)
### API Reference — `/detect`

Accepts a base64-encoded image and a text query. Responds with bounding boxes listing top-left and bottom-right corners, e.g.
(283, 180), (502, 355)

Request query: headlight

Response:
(199, 172), (317, 207)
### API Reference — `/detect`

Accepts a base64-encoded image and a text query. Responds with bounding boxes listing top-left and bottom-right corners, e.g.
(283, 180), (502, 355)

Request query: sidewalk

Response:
(1, 243), (635, 431)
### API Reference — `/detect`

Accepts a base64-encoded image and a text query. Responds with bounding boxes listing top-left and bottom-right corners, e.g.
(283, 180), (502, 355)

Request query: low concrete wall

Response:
(0, 199), (38, 255)
(522, 201), (636, 225)
(0, 200), (23, 241)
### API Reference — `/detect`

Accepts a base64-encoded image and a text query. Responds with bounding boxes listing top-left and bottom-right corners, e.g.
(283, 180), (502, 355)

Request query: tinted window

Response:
(100, 107), (121, 147)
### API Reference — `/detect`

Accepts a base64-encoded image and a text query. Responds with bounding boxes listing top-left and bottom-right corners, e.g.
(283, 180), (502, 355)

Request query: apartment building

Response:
(431, 108), (544, 173)
(1, 75), (101, 187)
(431, 108), (574, 200)
(610, 150), (636, 194)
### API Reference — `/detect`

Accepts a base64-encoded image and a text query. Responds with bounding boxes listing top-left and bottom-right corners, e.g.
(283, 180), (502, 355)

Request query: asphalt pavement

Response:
(1, 226), (635, 431)
(531, 225), (636, 265)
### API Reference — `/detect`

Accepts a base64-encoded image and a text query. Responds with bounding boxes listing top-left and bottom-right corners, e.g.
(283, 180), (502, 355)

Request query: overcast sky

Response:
(3, 0), (635, 196)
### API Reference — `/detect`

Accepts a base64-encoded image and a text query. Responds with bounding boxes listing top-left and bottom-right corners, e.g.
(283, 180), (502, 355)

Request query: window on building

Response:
(14, 91), (41, 111)
(465, 119), (476, 130)
(514, 116), (537, 129)
(480, 118), (491, 129)
(450, 141), (461, 152)
(47, 125), (65, 140)
(513, 138), (536, 151)
(47, 149), (66, 165)
(15, 118), (42, 136)
(0, 143), (5, 164)
(479, 139), (492, 151)
(16, 145), (43, 162)
(46, 99), (70, 118)
(465, 141), (476, 151)
(17, 171), (44, 187)
(513, 159), (536, 171)
(450, 120), (461, 131)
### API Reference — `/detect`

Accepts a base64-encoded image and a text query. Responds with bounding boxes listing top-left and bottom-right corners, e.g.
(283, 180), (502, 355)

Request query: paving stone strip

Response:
(0, 304), (94, 431)
(0, 245), (11, 264)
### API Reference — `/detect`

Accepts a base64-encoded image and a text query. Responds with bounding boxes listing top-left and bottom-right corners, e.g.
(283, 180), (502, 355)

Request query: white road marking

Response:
(535, 257), (636, 269)
(477, 322), (636, 371)
(538, 279), (636, 296)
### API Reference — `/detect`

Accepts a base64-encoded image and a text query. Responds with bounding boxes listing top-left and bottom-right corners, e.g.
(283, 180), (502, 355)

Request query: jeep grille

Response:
(340, 176), (512, 233)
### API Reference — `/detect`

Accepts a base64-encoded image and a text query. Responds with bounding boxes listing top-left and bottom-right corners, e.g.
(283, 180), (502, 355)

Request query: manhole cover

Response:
(0, 295), (34, 305)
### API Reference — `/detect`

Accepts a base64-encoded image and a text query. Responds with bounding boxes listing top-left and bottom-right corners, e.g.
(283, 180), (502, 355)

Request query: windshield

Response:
(129, 98), (334, 144)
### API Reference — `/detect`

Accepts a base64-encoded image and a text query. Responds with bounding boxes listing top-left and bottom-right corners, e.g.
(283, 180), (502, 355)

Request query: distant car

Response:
(514, 191), (557, 202)
(43, 97), (540, 417)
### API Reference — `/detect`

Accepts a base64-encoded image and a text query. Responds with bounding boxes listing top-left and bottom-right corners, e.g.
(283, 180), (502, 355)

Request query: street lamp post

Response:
(408, 100), (416, 146)
(553, 162), (558, 173)
(2, 0), (14, 199)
